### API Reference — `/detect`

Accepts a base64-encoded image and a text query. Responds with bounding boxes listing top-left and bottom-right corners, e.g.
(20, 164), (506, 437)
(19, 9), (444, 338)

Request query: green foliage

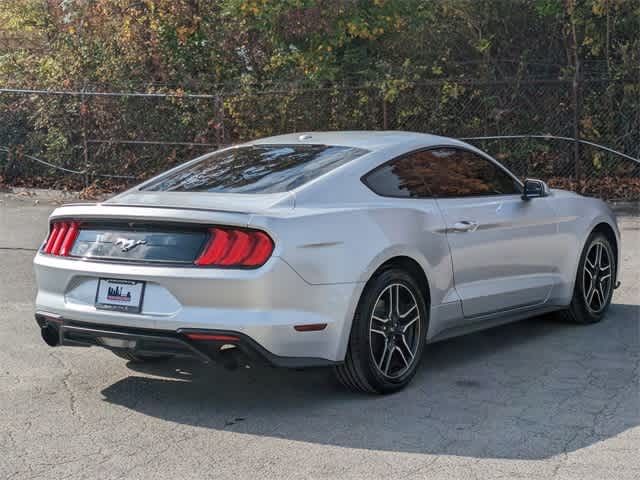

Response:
(0, 0), (638, 190)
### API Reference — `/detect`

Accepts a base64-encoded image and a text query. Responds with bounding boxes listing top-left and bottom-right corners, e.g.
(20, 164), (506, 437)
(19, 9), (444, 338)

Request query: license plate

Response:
(95, 278), (145, 313)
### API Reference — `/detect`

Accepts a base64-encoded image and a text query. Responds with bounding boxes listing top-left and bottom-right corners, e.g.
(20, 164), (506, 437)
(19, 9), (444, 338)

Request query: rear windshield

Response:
(141, 144), (369, 194)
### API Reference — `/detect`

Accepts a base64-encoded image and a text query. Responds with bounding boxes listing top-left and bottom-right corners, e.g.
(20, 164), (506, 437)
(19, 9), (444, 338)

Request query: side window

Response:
(363, 148), (521, 198)
(362, 150), (436, 198)
(425, 148), (521, 197)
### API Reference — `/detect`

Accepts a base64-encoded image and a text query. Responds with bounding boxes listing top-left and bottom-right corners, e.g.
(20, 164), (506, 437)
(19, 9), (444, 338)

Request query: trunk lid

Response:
(44, 191), (292, 265)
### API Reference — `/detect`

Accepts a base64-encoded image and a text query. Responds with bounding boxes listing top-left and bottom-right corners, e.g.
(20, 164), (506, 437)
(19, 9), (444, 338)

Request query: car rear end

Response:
(34, 203), (359, 367)
(33, 141), (372, 368)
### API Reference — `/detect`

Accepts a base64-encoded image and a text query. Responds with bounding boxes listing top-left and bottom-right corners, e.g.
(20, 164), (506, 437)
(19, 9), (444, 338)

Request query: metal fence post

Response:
(80, 81), (90, 187)
(5, 147), (13, 182)
(382, 92), (389, 130)
(213, 94), (221, 147)
(572, 63), (582, 183)
(216, 93), (226, 146)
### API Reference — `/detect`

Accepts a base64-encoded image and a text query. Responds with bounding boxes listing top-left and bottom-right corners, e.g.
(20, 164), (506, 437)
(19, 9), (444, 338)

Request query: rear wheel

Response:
(112, 351), (173, 363)
(561, 232), (615, 324)
(335, 268), (428, 394)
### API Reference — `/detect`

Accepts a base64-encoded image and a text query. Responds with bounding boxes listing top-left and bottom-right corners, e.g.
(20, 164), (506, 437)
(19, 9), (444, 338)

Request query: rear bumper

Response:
(33, 253), (364, 362)
(35, 312), (337, 368)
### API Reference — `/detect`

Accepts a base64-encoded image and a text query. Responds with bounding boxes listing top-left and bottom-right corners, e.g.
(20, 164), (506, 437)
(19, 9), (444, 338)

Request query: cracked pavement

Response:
(1, 192), (638, 479)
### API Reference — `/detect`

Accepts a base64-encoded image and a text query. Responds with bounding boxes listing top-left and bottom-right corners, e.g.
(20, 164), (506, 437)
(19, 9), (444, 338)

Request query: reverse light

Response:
(195, 227), (274, 268)
(43, 221), (80, 256)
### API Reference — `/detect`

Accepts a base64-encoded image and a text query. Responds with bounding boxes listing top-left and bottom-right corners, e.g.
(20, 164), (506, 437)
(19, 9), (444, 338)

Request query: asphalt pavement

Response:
(0, 191), (638, 480)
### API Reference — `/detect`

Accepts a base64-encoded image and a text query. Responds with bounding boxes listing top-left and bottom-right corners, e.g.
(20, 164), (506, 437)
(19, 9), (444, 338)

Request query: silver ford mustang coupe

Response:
(34, 131), (620, 393)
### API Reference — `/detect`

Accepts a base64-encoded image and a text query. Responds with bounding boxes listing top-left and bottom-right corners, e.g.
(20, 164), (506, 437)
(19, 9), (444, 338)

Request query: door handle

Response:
(451, 220), (479, 233)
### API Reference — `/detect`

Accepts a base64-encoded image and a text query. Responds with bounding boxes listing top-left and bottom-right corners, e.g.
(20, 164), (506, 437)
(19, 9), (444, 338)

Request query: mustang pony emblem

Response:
(114, 238), (147, 252)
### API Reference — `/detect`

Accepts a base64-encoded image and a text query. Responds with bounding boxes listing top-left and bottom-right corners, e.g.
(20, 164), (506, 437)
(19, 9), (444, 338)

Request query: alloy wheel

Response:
(582, 241), (613, 314)
(369, 283), (421, 379)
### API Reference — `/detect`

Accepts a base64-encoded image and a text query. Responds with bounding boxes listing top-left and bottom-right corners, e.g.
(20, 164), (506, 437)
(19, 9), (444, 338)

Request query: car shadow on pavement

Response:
(101, 303), (639, 460)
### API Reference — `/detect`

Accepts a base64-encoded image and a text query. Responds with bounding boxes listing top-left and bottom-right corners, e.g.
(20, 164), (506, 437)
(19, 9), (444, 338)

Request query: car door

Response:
(424, 147), (560, 319)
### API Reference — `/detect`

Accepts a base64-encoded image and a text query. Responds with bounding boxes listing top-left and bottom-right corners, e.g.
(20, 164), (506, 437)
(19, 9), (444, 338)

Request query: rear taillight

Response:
(195, 227), (274, 268)
(43, 221), (80, 256)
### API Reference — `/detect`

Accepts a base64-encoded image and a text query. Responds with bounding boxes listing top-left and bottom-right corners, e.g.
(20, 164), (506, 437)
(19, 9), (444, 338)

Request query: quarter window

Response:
(363, 148), (521, 198)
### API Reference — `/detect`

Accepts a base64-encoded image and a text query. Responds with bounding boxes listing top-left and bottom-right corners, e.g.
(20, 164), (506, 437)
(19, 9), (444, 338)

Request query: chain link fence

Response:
(1, 78), (638, 200)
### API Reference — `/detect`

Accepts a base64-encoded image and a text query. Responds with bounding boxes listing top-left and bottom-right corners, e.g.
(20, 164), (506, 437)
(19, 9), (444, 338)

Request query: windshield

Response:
(141, 144), (369, 194)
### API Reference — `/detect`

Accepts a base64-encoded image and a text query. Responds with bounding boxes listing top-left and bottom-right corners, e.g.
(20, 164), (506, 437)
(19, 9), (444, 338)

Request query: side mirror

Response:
(522, 178), (549, 200)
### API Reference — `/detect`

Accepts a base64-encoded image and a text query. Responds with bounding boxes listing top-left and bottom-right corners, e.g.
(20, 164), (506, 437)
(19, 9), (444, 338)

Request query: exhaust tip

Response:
(41, 325), (60, 347)
(35, 312), (63, 346)
(219, 345), (241, 370)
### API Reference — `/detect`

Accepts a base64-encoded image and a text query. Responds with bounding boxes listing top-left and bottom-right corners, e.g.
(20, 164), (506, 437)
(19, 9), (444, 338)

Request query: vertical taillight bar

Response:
(43, 223), (61, 254)
(50, 223), (69, 254)
(59, 222), (79, 256)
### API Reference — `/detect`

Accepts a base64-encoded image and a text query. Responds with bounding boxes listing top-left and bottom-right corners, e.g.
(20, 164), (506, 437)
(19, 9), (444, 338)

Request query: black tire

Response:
(112, 351), (173, 363)
(561, 232), (616, 324)
(335, 268), (428, 394)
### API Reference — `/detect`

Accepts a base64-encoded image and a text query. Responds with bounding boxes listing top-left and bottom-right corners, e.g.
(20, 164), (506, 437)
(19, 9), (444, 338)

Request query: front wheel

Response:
(562, 232), (616, 324)
(335, 268), (428, 394)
